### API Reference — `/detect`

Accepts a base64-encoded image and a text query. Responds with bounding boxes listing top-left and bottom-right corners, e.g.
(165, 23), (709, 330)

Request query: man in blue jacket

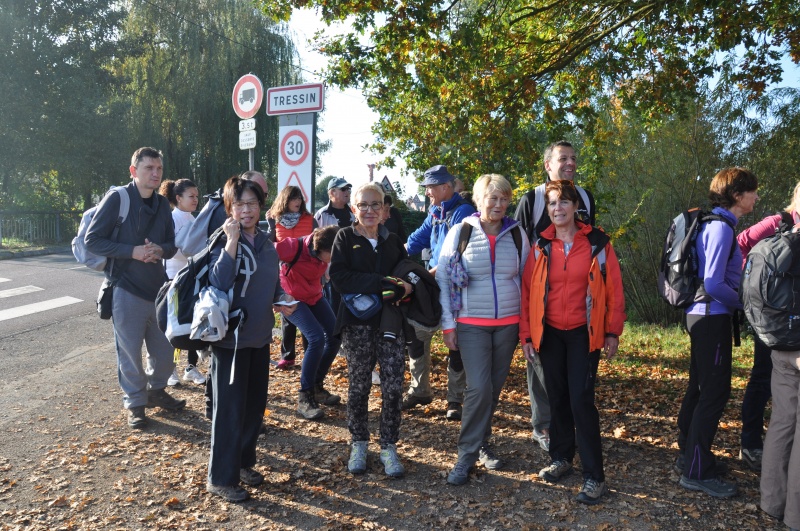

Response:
(405, 165), (476, 420)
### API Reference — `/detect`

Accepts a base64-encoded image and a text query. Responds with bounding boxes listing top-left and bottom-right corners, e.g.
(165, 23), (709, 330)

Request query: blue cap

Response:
(327, 177), (351, 190)
(421, 165), (455, 186)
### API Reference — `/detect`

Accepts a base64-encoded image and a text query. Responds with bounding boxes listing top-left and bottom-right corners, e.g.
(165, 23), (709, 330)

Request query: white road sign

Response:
(277, 122), (313, 199)
(239, 130), (256, 150)
(266, 83), (325, 116)
(239, 118), (256, 132)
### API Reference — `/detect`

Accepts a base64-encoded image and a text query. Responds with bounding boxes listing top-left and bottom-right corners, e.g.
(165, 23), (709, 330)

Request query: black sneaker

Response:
(740, 448), (763, 471)
(447, 459), (473, 486)
(239, 467), (264, 486)
(478, 445), (504, 470)
(539, 460), (573, 482)
(401, 394), (432, 410)
(679, 475), (737, 498)
(674, 454), (728, 476)
(576, 478), (608, 505)
(445, 402), (462, 421)
(127, 406), (147, 429)
(207, 482), (249, 502)
(297, 391), (324, 420)
(146, 388), (186, 411)
(314, 384), (341, 406)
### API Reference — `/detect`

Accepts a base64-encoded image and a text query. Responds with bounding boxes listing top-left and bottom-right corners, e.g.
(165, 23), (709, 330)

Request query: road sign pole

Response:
(312, 113), (318, 211)
(249, 148), (254, 171)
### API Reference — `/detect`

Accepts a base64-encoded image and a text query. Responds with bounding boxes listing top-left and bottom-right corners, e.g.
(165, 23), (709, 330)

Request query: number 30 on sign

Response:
(279, 130), (309, 167)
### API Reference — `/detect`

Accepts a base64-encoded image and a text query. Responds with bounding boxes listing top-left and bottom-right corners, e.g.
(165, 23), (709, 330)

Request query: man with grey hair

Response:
(405, 165), (476, 420)
(514, 140), (596, 451)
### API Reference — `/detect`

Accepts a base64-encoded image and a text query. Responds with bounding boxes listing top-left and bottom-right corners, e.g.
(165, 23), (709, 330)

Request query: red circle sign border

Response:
(232, 74), (264, 119)
(280, 129), (310, 167)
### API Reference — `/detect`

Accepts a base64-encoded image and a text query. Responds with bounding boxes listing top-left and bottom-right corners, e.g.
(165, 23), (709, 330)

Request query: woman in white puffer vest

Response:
(435, 173), (530, 486)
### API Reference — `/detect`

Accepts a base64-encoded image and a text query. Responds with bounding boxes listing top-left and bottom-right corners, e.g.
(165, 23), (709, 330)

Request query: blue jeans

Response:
(286, 298), (340, 392)
(741, 335), (773, 449)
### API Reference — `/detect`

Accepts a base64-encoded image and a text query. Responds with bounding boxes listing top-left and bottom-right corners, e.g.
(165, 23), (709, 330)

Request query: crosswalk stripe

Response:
(0, 285), (44, 299)
(0, 296), (83, 322)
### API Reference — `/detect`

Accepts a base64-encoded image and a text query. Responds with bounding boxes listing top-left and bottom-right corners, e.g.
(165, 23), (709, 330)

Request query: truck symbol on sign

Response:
(239, 88), (256, 105)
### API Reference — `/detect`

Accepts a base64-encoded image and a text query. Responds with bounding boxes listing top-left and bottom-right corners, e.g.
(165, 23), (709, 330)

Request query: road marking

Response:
(0, 285), (44, 299)
(0, 278), (9, 283)
(0, 296), (83, 322)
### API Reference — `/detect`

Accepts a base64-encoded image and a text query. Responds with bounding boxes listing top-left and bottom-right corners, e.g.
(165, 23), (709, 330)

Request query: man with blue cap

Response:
(405, 165), (476, 420)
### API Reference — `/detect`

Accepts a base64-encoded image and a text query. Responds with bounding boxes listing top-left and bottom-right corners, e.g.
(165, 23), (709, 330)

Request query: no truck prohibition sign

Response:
(279, 129), (310, 167)
(232, 74), (264, 119)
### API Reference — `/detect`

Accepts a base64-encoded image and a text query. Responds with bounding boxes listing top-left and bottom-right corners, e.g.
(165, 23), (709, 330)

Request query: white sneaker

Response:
(184, 365), (207, 385)
(167, 368), (181, 386)
(372, 370), (381, 385)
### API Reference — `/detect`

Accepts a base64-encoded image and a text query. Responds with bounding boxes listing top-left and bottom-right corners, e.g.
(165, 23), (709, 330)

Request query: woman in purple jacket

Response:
(676, 167), (758, 499)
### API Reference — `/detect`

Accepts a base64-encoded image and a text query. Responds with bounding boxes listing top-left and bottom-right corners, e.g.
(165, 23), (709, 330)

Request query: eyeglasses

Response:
(232, 200), (259, 211)
(338, 186), (352, 192)
(355, 202), (383, 212)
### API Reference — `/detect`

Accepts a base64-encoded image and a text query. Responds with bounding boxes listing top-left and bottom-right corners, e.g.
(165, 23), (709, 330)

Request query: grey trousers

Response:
(761, 349), (800, 530)
(456, 323), (518, 463)
(527, 359), (551, 431)
(407, 325), (466, 403)
(112, 286), (175, 409)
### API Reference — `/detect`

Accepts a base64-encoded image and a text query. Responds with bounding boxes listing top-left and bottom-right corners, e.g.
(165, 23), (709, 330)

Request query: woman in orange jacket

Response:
(519, 180), (625, 505)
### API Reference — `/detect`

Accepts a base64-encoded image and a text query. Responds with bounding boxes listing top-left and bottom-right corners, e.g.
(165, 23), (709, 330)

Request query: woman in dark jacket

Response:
(330, 183), (412, 478)
(205, 176), (295, 503)
(275, 226), (341, 420)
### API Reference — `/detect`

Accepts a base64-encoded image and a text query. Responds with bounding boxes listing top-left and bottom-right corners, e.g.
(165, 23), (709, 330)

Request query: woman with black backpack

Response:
(676, 167), (758, 499)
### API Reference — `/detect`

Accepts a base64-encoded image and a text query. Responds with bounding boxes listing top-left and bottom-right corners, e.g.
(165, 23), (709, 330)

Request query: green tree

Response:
(258, 0), (799, 184)
(0, 0), (129, 210)
(315, 175), (335, 208)
(119, 0), (301, 197)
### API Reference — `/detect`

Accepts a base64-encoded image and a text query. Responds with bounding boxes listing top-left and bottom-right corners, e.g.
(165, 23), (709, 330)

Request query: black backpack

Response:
(155, 227), (245, 350)
(740, 213), (800, 350)
(658, 208), (735, 308)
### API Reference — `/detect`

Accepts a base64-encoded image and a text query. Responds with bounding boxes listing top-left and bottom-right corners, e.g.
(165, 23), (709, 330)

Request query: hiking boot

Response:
(679, 475), (738, 498)
(206, 481), (249, 502)
(539, 459), (573, 483)
(379, 444), (405, 478)
(532, 428), (550, 452)
(478, 445), (504, 470)
(297, 391), (324, 420)
(314, 384), (341, 406)
(183, 365), (206, 385)
(167, 368), (181, 386)
(447, 459), (473, 486)
(740, 448), (763, 471)
(239, 467), (264, 486)
(372, 370), (381, 385)
(127, 406), (147, 429)
(445, 402), (462, 421)
(146, 388), (186, 410)
(276, 359), (295, 370)
(348, 441), (368, 474)
(576, 478), (608, 504)
(401, 394), (432, 410)
(674, 454), (728, 476)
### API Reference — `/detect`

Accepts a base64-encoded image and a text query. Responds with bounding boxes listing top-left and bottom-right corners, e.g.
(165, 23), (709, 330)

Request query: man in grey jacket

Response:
(85, 147), (185, 429)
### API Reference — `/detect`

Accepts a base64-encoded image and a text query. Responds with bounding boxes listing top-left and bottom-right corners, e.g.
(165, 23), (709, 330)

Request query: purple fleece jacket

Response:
(686, 207), (742, 316)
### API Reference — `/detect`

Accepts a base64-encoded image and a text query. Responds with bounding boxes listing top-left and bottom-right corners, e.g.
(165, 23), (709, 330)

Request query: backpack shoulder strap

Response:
(778, 211), (794, 232)
(532, 183), (546, 232)
(445, 196), (470, 227)
(511, 225), (523, 261)
(701, 212), (737, 259)
(285, 237), (305, 274)
(113, 186), (130, 225)
(457, 223), (472, 257)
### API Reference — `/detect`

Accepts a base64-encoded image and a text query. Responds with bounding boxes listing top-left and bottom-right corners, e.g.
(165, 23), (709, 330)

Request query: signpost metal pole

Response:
(249, 148), (254, 171)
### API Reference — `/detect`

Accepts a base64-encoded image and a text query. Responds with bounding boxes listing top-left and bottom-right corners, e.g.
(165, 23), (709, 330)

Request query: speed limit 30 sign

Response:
(280, 130), (310, 167)
(277, 121), (313, 197)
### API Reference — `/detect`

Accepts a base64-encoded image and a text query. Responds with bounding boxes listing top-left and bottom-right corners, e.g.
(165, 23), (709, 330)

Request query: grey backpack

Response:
(72, 186), (130, 271)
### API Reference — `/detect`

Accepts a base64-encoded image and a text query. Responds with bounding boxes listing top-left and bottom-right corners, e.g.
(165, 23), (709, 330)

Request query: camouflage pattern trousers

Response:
(341, 325), (405, 447)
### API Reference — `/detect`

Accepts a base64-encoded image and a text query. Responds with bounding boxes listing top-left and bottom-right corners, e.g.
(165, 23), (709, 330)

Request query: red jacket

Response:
(519, 222), (625, 351)
(272, 212), (315, 243)
(275, 236), (327, 305)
